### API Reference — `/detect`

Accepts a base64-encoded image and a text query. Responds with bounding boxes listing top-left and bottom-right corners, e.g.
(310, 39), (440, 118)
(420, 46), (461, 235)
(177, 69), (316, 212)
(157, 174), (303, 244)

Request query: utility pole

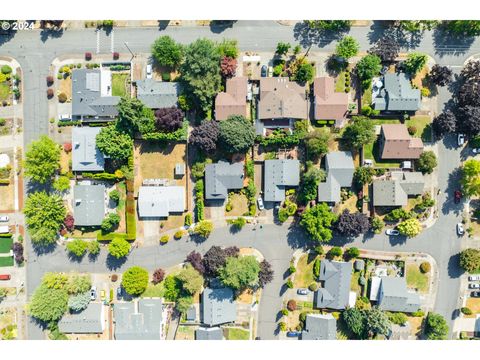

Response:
(124, 42), (134, 61)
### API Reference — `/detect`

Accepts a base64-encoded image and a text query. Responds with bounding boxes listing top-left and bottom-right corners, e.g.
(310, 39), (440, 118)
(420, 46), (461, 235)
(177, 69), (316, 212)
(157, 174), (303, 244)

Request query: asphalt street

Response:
(0, 20), (476, 339)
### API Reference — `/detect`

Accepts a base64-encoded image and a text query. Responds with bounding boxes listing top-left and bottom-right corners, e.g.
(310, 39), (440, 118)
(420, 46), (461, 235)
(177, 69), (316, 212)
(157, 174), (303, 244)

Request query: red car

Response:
(454, 190), (462, 204)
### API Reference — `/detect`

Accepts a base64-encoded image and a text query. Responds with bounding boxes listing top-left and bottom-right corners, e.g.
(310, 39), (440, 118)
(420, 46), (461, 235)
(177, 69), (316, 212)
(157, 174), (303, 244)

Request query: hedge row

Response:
(141, 120), (188, 142)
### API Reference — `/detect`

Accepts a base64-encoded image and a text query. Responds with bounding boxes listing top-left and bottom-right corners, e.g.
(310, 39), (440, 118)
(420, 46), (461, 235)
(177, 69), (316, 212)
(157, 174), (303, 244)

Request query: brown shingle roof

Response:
(313, 77), (349, 123)
(215, 77), (248, 120)
(380, 124), (424, 159)
(258, 77), (308, 119)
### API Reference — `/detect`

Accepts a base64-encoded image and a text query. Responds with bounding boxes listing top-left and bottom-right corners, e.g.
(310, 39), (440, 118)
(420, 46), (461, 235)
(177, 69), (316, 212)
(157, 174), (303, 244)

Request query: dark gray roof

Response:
(315, 260), (352, 310)
(378, 276), (421, 313)
(263, 159), (300, 202)
(72, 127), (105, 172)
(195, 327), (224, 340)
(72, 69), (120, 118)
(58, 302), (104, 334)
(372, 73), (420, 112)
(136, 79), (181, 109)
(205, 161), (244, 200)
(301, 314), (337, 340)
(201, 287), (236, 326)
(73, 185), (106, 226)
(186, 306), (196, 321)
(114, 299), (163, 340)
(391, 171), (425, 196)
(318, 151), (354, 203)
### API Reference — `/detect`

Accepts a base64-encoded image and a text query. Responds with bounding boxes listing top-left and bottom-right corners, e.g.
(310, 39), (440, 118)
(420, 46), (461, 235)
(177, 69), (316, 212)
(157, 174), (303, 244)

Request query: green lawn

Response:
(0, 256), (13, 267)
(335, 71), (346, 93)
(406, 264), (429, 293)
(111, 73), (129, 97)
(0, 82), (10, 102)
(225, 327), (250, 340)
(141, 282), (165, 298)
(350, 271), (361, 294)
(361, 83), (372, 109)
(406, 116), (432, 142)
(363, 140), (401, 169)
(293, 254), (316, 288)
(0, 237), (12, 253)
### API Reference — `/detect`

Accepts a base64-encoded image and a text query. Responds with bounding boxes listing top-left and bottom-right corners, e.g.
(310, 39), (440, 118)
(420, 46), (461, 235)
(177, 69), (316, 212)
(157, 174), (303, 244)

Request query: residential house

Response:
(137, 185), (185, 218)
(372, 73), (421, 112)
(263, 159), (300, 202)
(388, 323), (412, 340)
(195, 327), (224, 340)
(72, 69), (120, 121)
(313, 77), (349, 128)
(58, 303), (105, 334)
(256, 77), (308, 135)
(201, 287), (236, 327)
(204, 161), (244, 201)
(317, 151), (355, 204)
(378, 124), (424, 160)
(370, 276), (421, 313)
(136, 79), (181, 109)
(315, 260), (353, 310)
(301, 313), (337, 340)
(113, 299), (163, 340)
(72, 127), (105, 172)
(73, 184), (106, 227)
(373, 171), (425, 207)
(215, 77), (248, 120)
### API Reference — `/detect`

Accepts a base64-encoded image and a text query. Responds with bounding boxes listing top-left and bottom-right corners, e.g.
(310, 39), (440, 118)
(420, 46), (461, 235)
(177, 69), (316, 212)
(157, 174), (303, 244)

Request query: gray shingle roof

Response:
(137, 185), (185, 218)
(58, 302), (104, 334)
(301, 313), (337, 340)
(73, 185), (106, 226)
(378, 276), (421, 313)
(318, 151), (354, 203)
(72, 127), (105, 172)
(205, 161), (244, 200)
(136, 79), (181, 109)
(263, 159), (300, 202)
(114, 299), (163, 340)
(373, 172), (425, 207)
(201, 287), (236, 326)
(72, 69), (120, 118)
(372, 73), (420, 112)
(315, 260), (352, 310)
(391, 171), (425, 196)
(195, 327), (224, 340)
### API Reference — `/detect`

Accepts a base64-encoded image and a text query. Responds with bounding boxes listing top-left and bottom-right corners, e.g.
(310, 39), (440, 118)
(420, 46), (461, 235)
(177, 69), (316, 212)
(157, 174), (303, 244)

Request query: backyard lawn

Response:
(406, 263), (429, 293)
(0, 237), (13, 253)
(225, 193), (248, 217)
(141, 282), (165, 298)
(0, 82), (10, 102)
(112, 73), (130, 97)
(0, 257), (14, 267)
(335, 71), (347, 93)
(224, 327), (250, 340)
(363, 141), (401, 169)
(293, 254), (316, 288)
(350, 271), (361, 294)
(175, 325), (195, 340)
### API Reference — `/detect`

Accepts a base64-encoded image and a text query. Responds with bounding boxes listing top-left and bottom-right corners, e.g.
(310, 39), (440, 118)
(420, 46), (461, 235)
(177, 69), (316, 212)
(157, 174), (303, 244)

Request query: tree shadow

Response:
(0, 32), (16, 47)
(276, 310), (284, 322)
(286, 225), (310, 250)
(40, 28), (64, 43)
(279, 283), (289, 296)
(388, 234), (407, 246)
(292, 22), (346, 49)
(158, 20), (169, 31)
(106, 254), (127, 270)
(367, 22), (423, 50)
(447, 252), (464, 279)
(32, 242), (57, 256)
(282, 269), (290, 280)
(441, 167), (462, 215)
(433, 26), (475, 58)
(67, 251), (86, 263)
(209, 21), (237, 33)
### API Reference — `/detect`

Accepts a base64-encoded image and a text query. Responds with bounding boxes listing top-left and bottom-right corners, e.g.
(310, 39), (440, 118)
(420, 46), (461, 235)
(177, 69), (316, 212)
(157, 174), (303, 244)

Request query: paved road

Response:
(1, 20), (476, 339)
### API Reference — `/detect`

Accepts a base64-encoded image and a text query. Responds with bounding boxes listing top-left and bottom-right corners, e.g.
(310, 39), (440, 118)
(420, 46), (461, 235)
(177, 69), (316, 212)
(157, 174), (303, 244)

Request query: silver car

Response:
(386, 229), (400, 236)
(90, 286), (97, 300)
(0, 216), (9, 222)
(297, 288), (308, 295)
(257, 197), (265, 211)
(457, 223), (465, 236)
(468, 275), (480, 281)
(469, 283), (480, 289)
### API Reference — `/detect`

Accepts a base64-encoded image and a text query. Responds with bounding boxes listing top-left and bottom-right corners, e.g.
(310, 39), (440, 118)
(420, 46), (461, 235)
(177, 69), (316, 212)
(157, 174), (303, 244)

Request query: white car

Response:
(0, 216), (9, 222)
(458, 134), (466, 146)
(469, 275), (480, 281)
(257, 197), (265, 211)
(473, 148), (480, 154)
(58, 114), (71, 121)
(146, 64), (153, 79)
(90, 286), (97, 300)
(386, 229), (400, 236)
(469, 283), (480, 289)
(267, 66), (273, 77)
(457, 223), (465, 236)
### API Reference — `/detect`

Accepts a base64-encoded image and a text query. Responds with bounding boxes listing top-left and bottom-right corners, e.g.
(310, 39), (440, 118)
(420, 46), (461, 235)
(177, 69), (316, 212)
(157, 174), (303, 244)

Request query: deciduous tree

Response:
(218, 115), (256, 154)
(122, 266), (149, 296)
(356, 54), (382, 90)
(24, 135), (60, 184)
(29, 285), (68, 322)
(66, 239), (88, 258)
(218, 255), (260, 290)
(258, 260), (274, 288)
(397, 218), (422, 238)
(193, 220), (214, 239)
(186, 251), (205, 274)
(96, 125), (133, 161)
(342, 307), (366, 339)
(432, 110), (456, 136)
(335, 210), (370, 237)
(53, 176), (70, 192)
(459, 248), (480, 272)
(305, 128), (331, 160)
(220, 56), (237, 79)
(108, 237), (131, 259)
(68, 292), (91, 312)
(369, 35), (400, 63)
(444, 20), (480, 37)
(354, 167), (376, 186)
(429, 64), (453, 86)
(152, 268), (165, 284)
(364, 307), (391, 338)
(189, 120), (220, 153)
(416, 151), (438, 174)
(300, 203), (338, 243)
(342, 116), (376, 149)
(151, 35), (184, 69)
(425, 312), (449, 340)
(176, 264), (204, 295)
(154, 107), (184, 132)
(298, 164), (326, 204)
(404, 52), (428, 75)
(461, 159), (480, 197)
(335, 36), (359, 60)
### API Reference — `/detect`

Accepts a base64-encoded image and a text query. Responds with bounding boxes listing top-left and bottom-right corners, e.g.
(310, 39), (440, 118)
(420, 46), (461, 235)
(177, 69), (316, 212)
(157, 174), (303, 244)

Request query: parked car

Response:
(471, 291), (480, 297)
(116, 286), (123, 299)
(268, 66), (273, 77)
(297, 288), (308, 296)
(457, 223), (465, 236)
(472, 148), (480, 154)
(454, 190), (462, 204)
(58, 114), (71, 121)
(90, 286), (97, 300)
(100, 289), (106, 301)
(386, 229), (400, 236)
(468, 283), (480, 289)
(0, 216), (9, 222)
(0, 274), (11, 281)
(146, 64), (152, 79)
(257, 197), (265, 211)
(261, 65), (267, 77)
(469, 275), (480, 281)
(458, 134), (465, 146)
(286, 331), (301, 338)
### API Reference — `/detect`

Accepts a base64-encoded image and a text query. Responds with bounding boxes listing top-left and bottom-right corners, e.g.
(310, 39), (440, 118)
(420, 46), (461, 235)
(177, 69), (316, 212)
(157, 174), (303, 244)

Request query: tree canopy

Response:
(29, 285), (68, 322)
(300, 203), (338, 243)
(432, 110), (456, 137)
(354, 166), (376, 186)
(429, 64), (453, 86)
(258, 260), (274, 288)
(108, 237), (131, 259)
(342, 307), (366, 339)
(444, 20), (480, 37)
(369, 35), (400, 63)
(151, 35), (184, 69)
(404, 52), (428, 75)
(335, 36), (359, 60)
(294, 63), (315, 83)
(122, 266), (149, 296)
(218, 115), (256, 154)
(96, 125), (133, 161)
(24, 135), (60, 184)
(459, 248), (480, 273)
(176, 264), (204, 295)
(154, 107), (185, 132)
(202, 245), (239, 277)
(193, 220), (214, 238)
(335, 210), (370, 238)
(298, 164), (326, 204)
(364, 307), (391, 338)
(66, 239), (88, 258)
(189, 120), (220, 153)
(53, 176), (71, 192)
(342, 116), (376, 149)
(218, 255), (260, 290)
(461, 159), (480, 197)
(305, 20), (351, 32)
(68, 292), (91, 312)
(416, 151), (437, 174)
(397, 218), (422, 238)
(356, 54), (382, 89)
(305, 128), (331, 160)
(425, 312), (449, 340)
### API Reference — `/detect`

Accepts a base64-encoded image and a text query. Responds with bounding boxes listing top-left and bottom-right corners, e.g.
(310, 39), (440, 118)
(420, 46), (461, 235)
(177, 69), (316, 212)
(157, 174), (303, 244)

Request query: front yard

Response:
(111, 73), (130, 97)
(363, 141), (401, 169)
(406, 263), (429, 293)
(225, 193), (248, 217)
(224, 327), (250, 340)
(293, 253), (316, 288)
(175, 325), (195, 340)
(0, 236), (13, 253)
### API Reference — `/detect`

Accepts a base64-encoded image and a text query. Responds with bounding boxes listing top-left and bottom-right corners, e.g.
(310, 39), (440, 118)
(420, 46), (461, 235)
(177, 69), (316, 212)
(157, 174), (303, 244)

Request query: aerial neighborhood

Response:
(2, 19), (480, 342)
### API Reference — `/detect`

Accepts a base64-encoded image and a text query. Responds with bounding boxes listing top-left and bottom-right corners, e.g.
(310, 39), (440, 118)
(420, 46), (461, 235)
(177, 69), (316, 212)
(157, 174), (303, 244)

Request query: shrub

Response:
(287, 299), (297, 311)
(184, 213), (192, 227)
(63, 142), (72, 152)
(47, 88), (54, 98)
(289, 264), (296, 274)
(122, 266), (149, 296)
(328, 246), (343, 258)
(113, 52), (119, 60)
(420, 262), (431, 273)
(174, 230), (185, 239)
(108, 237), (130, 259)
(411, 310), (425, 317)
(85, 52), (92, 60)
(66, 239), (88, 257)
(313, 258), (321, 278)
(162, 72), (171, 82)
(101, 213), (121, 233)
(111, 274), (118, 282)
(461, 307), (472, 315)
(58, 92), (67, 103)
(314, 245), (324, 255)
(421, 87), (431, 97)
(1, 65), (12, 75)
(278, 322), (287, 331)
(286, 279), (293, 288)
(46, 75), (54, 85)
(109, 190), (120, 203)
(281, 309), (289, 316)
(388, 312), (408, 325)
(278, 208), (289, 223)
(160, 235), (169, 244)
(152, 268), (165, 284)
(407, 126), (417, 135)
(229, 217), (246, 230)
(308, 282), (318, 291)
(346, 247), (360, 259)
